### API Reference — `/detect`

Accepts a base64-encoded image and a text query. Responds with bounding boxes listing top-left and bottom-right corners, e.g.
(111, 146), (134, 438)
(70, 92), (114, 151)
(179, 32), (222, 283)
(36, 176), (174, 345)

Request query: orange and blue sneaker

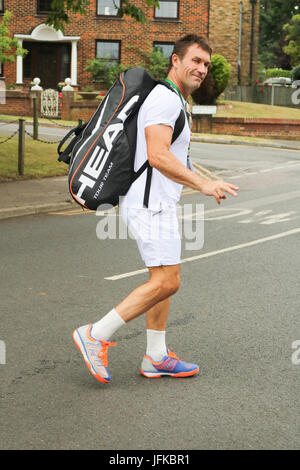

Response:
(141, 349), (199, 378)
(73, 324), (116, 384)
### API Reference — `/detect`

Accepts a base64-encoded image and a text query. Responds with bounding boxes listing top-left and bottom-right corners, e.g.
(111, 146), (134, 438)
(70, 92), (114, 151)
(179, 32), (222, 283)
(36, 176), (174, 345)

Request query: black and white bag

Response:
(58, 68), (185, 210)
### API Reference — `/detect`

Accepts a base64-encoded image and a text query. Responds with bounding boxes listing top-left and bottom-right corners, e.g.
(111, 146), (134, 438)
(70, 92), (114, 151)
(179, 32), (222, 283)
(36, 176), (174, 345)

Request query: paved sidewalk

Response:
(0, 135), (299, 221)
(0, 176), (74, 220)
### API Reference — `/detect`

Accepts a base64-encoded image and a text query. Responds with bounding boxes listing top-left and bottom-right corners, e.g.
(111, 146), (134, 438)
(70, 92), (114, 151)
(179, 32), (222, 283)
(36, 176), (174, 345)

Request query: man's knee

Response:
(153, 272), (181, 299)
(167, 272), (181, 295)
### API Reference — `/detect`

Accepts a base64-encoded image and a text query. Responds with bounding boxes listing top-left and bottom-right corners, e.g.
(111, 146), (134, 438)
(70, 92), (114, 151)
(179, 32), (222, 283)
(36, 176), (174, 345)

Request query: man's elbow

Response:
(147, 152), (161, 169)
(147, 147), (169, 169)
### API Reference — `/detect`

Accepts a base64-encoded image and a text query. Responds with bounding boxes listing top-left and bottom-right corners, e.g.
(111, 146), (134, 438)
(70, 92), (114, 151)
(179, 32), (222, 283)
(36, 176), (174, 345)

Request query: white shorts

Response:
(120, 206), (181, 267)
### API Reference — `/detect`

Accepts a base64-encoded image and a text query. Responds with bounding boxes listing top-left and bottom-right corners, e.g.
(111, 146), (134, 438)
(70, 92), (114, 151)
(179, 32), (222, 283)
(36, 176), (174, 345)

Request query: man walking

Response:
(73, 35), (239, 383)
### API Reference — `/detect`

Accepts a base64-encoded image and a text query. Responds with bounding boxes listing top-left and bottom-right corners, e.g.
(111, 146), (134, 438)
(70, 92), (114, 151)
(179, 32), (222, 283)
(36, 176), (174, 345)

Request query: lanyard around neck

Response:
(165, 78), (192, 130)
(165, 78), (185, 109)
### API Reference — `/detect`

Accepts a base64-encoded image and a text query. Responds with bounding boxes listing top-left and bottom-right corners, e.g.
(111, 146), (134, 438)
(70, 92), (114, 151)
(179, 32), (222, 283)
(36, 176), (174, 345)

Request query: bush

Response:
(126, 44), (168, 80)
(192, 54), (231, 105)
(265, 68), (292, 79)
(86, 46), (169, 89)
(292, 65), (300, 81)
(256, 60), (267, 83)
(85, 58), (127, 89)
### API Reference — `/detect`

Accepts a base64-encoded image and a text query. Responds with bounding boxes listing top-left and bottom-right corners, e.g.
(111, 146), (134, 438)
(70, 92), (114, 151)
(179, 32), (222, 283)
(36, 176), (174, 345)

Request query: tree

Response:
(47, 0), (160, 31)
(283, 14), (300, 67)
(259, 0), (299, 69)
(0, 11), (27, 65)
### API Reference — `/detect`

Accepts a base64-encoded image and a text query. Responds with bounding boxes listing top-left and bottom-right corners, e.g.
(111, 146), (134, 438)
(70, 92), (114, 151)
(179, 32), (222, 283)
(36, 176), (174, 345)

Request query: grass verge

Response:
(215, 101), (300, 120)
(0, 136), (68, 181)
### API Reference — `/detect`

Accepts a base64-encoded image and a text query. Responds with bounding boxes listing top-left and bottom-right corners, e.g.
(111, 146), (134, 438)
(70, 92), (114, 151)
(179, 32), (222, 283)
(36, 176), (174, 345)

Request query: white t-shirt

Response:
(119, 84), (190, 210)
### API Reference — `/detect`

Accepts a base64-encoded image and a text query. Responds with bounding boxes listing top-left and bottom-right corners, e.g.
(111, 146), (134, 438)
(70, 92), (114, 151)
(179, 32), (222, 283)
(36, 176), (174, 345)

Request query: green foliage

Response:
(47, 0), (160, 31)
(118, 0), (160, 24)
(210, 55), (231, 96)
(46, 0), (90, 32)
(291, 64), (300, 81)
(85, 58), (127, 89)
(85, 44), (168, 88)
(256, 60), (267, 83)
(265, 68), (292, 78)
(191, 54), (231, 105)
(127, 44), (168, 80)
(0, 11), (28, 64)
(283, 14), (300, 66)
(259, 0), (299, 69)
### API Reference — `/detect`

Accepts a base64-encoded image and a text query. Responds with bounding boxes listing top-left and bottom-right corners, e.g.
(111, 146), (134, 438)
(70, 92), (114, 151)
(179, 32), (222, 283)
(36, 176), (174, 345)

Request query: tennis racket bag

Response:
(58, 68), (185, 210)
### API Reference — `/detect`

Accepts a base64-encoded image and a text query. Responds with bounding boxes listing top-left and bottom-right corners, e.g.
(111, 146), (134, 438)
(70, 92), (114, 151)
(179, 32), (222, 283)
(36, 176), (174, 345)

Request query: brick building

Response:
(0, 0), (259, 89)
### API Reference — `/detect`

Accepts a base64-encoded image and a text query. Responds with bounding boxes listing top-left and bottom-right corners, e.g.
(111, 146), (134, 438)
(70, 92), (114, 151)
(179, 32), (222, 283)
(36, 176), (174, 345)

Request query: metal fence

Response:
(224, 85), (300, 109)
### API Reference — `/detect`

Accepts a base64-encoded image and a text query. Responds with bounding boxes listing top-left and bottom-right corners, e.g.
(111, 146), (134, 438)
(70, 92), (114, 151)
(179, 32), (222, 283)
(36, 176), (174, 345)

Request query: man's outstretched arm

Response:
(145, 124), (239, 205)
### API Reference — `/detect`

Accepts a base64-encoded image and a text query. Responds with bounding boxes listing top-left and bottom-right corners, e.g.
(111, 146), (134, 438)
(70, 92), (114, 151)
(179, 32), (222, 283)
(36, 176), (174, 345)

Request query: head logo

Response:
(74, 95), (139, 206)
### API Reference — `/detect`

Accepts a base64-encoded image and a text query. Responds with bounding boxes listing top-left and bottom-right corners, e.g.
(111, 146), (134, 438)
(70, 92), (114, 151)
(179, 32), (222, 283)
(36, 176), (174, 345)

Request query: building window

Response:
(154, 1), (179, 20)
(37, 0), (56, 13)
(96, 40), (120, 63)
(0, 0), (4, 13)
(97, 0), (120, 17)
(0, 63), (3, 77)
(153, 42), (174, 59)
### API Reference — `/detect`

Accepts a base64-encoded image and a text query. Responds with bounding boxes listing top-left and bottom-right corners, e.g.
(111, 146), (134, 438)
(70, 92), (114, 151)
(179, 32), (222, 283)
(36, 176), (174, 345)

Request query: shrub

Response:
(85, 58), (127, 90)
(256, 60), (267, 83)
(291, 65), (300, 81)
(86, 45), (169, 89)
(126, 44), (168, 80)
(265, 68), (292, 79)
(192, 54), (231, 105)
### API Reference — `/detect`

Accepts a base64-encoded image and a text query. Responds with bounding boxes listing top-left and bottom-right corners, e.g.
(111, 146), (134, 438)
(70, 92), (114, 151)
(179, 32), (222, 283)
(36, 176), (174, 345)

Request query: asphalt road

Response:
(0, 120), (72, 143)
(1, 142), (300, 450)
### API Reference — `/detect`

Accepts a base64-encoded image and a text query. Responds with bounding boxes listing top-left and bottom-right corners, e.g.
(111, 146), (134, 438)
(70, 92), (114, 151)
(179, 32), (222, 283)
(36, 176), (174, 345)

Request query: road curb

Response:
(0, 201), (74, 221)
(191, 136), (300, 151)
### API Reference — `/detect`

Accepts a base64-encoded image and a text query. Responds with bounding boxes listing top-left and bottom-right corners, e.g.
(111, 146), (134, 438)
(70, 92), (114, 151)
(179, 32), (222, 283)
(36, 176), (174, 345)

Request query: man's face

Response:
(173, 43), (211, 93)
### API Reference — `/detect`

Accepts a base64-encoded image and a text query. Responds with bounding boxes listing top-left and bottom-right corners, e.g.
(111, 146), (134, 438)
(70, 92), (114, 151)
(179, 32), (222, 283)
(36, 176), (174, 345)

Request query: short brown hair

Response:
(167, 34), (212, 73)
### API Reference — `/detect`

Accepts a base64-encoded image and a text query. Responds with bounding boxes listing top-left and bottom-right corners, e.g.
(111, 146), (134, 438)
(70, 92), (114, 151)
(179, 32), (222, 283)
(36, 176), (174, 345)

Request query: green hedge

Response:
(265, 68), (292, 79)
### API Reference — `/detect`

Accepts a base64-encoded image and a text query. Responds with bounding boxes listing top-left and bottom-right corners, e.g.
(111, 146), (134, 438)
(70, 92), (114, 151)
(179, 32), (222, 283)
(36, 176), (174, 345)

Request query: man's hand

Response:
(200, 180), (239, 205)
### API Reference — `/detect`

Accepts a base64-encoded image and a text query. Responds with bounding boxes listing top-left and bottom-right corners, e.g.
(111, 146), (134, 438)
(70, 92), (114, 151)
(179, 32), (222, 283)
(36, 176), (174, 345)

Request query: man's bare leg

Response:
(146, 297), (170, 331)
(115, 264), (180, 323)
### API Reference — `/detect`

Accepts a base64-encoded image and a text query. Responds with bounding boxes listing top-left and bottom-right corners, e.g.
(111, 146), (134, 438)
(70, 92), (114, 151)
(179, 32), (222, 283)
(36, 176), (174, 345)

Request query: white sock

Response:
(146, 329), (167, 361)
(91, 308), (126, 341)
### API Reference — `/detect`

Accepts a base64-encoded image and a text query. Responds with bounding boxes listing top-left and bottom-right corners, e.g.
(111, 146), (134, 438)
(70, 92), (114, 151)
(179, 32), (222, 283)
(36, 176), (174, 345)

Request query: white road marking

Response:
(259, 212), (298, 225)
(204, 208), (252, 221)
(104, 227), (300, 280)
